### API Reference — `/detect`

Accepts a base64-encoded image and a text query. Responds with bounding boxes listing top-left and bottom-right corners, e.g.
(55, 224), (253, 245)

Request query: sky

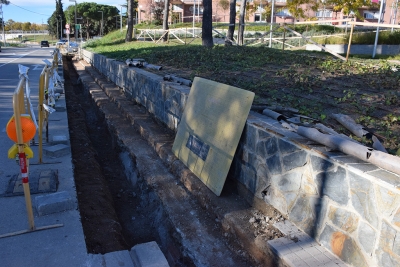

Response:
(1, 0), (124, 24)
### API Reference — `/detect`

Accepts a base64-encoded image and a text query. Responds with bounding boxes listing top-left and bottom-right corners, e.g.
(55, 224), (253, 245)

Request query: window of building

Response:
(364, 12), (379, 19)
(316, 9), (332, 18)
(276, 9), (291, 17)
(255, 13), (261, 22)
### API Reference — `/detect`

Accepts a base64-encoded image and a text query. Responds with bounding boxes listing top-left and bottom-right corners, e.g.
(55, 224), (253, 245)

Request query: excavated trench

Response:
(63, 55), (193, 266)
(63, 54), (287, 267)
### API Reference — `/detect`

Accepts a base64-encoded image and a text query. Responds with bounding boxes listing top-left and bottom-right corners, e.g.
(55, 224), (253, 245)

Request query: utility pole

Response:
(1, 4), (6, 47)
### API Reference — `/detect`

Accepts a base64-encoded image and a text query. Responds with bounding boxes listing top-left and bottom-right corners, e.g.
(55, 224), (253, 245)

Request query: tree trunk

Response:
(125, 0), (134, 42)
(226, 0), (236, 46)
(238, 0), (247, 46)
(162, 0), (170, 42)
(202, 0), (213, 47)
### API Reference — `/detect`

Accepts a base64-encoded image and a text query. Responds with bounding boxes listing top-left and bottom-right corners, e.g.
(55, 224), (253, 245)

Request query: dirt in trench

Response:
(63, 56), (161, 254)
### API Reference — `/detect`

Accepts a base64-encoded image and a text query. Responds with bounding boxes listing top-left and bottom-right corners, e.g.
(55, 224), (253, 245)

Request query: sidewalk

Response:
(0, 60), (168, 267)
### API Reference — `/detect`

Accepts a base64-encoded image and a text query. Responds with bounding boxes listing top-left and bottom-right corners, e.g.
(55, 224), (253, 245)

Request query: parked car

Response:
(68, 42), (79, 52)
(56, 41), (65, 46)
(40, 40), (49, 47)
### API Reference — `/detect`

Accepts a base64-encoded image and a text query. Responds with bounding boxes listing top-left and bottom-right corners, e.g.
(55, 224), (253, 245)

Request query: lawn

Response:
(84, 30), (400, 154)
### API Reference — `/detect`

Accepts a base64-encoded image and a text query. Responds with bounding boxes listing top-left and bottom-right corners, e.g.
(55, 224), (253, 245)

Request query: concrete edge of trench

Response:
(70, 56), (347, 267)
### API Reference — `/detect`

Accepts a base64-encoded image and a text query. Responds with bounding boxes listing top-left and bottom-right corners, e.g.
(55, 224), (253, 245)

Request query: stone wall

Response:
(306, 44), (400, 55)
(81, 49), (400, 267)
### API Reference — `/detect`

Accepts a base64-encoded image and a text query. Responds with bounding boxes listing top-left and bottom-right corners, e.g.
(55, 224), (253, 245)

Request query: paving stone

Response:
(130, 241), (169, 267)
(35, 191), (76, 216)
(103, 250), (134, 267)
(43, 144), (70, 158)
(52, 135), (69, 145)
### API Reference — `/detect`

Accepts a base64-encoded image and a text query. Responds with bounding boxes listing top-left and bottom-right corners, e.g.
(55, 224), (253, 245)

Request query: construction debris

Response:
(332, 113), (387, 153)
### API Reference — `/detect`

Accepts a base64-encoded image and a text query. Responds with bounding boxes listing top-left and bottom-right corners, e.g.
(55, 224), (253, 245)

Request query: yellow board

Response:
(172, 77), (254, 196)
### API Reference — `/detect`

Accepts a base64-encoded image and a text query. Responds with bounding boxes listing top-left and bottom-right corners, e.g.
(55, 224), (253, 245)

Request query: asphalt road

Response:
(0, 45), (55, 192)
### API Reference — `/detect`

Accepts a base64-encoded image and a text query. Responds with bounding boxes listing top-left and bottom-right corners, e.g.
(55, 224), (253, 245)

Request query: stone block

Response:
(52, 135), (69, 145)
(358, 221), (376, 255)
(35, 191), (76, 216)
(289, 195), (319, 235)
(130, 241), (169, 267)
(328, 206), (359, 233)
(245, 124), (258, 152)
(103, 250), (134, 267)
(282, 150), (308, 172)
(376, 184), (400, 218)
(266, 154), (282, 176)
(274, 172), (302, 192)
(349, 171), (379, 229)
(319, 224), (367, 266)
(316, 166), (349, 205)
(43, 144), (70, 158)
(310, 155), (334, 173)
(278, 139), (300, 154)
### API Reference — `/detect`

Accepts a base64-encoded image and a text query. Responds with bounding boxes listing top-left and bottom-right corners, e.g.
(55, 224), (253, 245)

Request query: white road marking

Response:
(32, 64), (42, 70)
(0, 50), (38, 68)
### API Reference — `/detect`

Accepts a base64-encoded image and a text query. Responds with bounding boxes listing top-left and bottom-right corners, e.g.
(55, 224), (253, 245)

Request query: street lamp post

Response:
(269, 0), (275, 48)
(98, 10), (103, 36)
(69, 0), (77, 41)
(0, 4), (6, 47)
(372, 0), (385, 58)
(119, 4), (127, 32)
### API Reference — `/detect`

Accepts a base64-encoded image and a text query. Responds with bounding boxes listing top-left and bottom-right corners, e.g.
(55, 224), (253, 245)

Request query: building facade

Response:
(137, 0), (400, 27)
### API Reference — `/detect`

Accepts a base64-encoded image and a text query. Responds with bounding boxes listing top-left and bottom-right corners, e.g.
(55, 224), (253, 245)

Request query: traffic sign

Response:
(75, 24), (81, 30)
(65, 24), (70, 29)
(66, 29), (70, 34)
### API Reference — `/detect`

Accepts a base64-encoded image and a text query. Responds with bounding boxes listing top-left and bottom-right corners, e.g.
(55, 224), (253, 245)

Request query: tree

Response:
(202, 0), (213, 47)
(217, 0), (229, 21)
(126, 0), (134, 42)
(22, 22), (31, 31)
(237, 0), (247, 45)
(0, 0), (10, 4)
(162, 0), (170, 42)
(284, 0), (317, 20)
(226, 0), (237, 46)
(47, 0), (66, 39)
(324, 0), (375, 18)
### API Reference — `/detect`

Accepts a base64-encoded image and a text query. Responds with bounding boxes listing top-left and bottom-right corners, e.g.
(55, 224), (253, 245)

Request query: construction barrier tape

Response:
(18, 64), (38, 129)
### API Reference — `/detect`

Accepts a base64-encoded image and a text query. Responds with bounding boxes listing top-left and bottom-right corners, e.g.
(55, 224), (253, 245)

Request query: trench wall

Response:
(81, 49), (400, 267)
